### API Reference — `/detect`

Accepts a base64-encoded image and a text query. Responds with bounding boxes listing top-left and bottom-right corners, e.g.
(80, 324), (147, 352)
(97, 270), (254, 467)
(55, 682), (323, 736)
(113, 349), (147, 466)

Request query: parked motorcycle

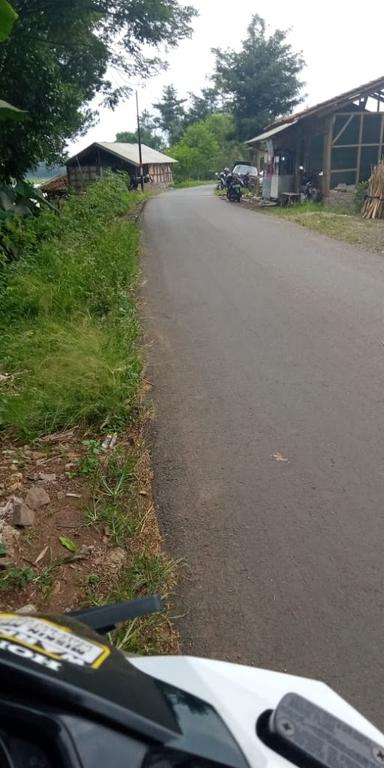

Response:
(0, 598), (382, 768)
(226, 172), (243, 202)
(216, 168), (230, 191)
(303, 180), (321, 202)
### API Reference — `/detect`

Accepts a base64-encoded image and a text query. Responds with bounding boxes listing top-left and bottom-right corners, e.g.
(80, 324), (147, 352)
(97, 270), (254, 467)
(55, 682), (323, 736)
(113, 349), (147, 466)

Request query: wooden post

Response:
(97, 148), (103, 178)
(322, 115), (334, 201)
(294, 122), (303, 192)
(136, 90), (144, 191)
(379, 113), (384, 163)
(355, 113), (364, 184)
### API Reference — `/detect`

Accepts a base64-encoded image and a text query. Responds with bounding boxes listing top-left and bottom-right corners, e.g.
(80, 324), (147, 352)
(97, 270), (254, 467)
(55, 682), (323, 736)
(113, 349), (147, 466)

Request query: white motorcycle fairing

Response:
(131, 656), (384, 768)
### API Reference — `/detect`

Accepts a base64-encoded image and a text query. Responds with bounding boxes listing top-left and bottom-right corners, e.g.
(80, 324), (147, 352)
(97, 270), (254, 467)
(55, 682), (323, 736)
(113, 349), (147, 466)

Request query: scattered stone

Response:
(16, 604), (37, 615)
(79, 544), (94, 557)
(0, 499), (13, 518)
(106, 547), (126, 569)
(65, 462), (75, 471)
(7, 482), (22, 493)
(57, 491), (65, 501)
(12, 501), (35, 528)
(10, 472), (23, 482)
(37, 472), (57, 483)
(25, 486), (50, 510)
(0, 523), (19, 566)
(66, 492), (81, 499)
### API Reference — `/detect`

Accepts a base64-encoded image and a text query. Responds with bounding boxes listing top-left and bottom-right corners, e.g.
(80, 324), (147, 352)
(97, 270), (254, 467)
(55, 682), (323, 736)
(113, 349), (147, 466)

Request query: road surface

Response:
(142, 187), (384, 727)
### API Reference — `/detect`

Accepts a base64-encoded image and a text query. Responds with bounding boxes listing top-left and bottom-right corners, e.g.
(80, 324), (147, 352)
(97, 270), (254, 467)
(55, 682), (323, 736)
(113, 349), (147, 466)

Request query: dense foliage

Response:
(0, 175), (143, 435)
(0, 0), (196, 179)
(169, 113), (242, 181)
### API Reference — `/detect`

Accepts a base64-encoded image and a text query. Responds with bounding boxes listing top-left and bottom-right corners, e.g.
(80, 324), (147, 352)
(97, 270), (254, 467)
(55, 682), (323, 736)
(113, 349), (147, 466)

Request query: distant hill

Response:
(27, 163), (66, 181)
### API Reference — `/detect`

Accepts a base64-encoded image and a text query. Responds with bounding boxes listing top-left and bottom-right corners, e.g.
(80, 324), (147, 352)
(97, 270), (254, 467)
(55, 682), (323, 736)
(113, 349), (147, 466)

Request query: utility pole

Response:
(136, 90), (144, 191)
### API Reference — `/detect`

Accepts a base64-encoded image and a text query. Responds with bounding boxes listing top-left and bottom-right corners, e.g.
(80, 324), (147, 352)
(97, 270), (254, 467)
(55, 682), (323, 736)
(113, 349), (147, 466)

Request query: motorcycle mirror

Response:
(69, 595), (162, 634)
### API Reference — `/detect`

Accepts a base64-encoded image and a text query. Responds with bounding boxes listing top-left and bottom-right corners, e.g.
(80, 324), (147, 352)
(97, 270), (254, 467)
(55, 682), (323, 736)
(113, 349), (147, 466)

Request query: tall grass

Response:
(0, 175), (144, 437)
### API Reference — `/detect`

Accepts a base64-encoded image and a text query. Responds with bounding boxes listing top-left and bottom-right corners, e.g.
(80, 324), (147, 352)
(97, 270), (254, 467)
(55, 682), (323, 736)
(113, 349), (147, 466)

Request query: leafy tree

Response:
(153, 85), (187, 145)
(184, 87), (220, 126)
(212, 15), (304, 140)
(0, 0), (196, 179)
(116, 110), (164, 150)
(203, 113), (243, 169)
(0, 0), (27, 121)
(169, 122), (219, 180)
(169, 112), (245, 181)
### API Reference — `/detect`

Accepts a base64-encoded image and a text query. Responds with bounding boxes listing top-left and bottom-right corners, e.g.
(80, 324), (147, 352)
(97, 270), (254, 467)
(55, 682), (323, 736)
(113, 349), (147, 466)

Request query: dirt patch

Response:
(0, 422), (178, 654)
(0, 430), (97, 610)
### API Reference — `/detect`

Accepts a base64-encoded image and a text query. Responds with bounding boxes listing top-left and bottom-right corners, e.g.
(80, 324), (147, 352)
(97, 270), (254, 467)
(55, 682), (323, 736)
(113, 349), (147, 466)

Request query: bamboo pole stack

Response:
(362, 160), (384, 219)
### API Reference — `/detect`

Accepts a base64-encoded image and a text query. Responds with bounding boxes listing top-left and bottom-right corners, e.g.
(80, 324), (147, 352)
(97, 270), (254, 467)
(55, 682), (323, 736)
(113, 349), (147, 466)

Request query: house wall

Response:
(67, 147), (174, 192)
(252, 107), (384, 205)
(329, 111), (384, 189)
(148, 163), (174, 185)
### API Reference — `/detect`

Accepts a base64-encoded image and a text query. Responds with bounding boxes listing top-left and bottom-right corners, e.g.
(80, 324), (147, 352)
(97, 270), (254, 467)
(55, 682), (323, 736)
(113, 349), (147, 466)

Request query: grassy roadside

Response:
(172, 179), (215, 189)
(261, 202), (384, 253)
(0, 175), (177, 654)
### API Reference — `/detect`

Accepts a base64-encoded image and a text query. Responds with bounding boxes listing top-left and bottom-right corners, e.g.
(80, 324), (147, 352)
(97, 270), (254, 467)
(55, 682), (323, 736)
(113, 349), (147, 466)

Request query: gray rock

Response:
(25, 486), (50, 510)
(12, 501), (35, 527)
(0, 522), (19, 568)
(16, 604), (37, 615)
(37, 473), (56, 483)
(107, 547), (126, 569)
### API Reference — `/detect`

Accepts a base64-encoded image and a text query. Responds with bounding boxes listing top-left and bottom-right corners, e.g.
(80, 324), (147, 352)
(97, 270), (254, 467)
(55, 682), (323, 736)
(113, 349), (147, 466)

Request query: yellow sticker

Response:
(0, 613), (110, 669)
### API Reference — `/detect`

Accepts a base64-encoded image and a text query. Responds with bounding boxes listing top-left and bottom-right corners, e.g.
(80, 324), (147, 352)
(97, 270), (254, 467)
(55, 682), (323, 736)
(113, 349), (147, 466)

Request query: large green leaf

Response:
(0, 98), (27, 121)
(0, 0), (17, 42)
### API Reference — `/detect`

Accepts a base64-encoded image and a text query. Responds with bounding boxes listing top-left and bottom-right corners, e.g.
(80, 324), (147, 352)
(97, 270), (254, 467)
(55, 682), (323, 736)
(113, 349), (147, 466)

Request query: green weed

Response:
(77, 440), (102, 476)
(108, 553), (178, 654)
(34, 566), (55, 601)
(87, 448), (138, 544)
(0, 567), (34, 592)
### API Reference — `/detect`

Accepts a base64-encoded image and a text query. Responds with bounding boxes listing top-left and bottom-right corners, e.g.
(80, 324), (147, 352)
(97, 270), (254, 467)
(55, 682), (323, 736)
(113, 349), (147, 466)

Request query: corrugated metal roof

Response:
(67, 142), (177, 166)
(98, 142), (177, 165)
(245, 121), (297, 145)
(264, 75), (384, 130)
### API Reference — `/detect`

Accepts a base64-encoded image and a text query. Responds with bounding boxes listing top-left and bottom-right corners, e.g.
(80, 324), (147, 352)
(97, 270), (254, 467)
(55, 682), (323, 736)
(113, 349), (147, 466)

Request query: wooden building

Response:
(246, 76), (384, 205)
(66, 142), (177, 192)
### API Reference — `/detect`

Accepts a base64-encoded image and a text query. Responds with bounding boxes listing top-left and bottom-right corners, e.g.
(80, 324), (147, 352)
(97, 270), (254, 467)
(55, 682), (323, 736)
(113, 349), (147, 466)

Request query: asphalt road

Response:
(142, 186), (384, 727)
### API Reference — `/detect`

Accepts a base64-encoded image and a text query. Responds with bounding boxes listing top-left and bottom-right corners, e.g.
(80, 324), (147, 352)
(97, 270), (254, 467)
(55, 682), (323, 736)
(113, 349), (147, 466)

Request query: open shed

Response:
(246, 76), (384, 206)
(66, 142), (177, 192)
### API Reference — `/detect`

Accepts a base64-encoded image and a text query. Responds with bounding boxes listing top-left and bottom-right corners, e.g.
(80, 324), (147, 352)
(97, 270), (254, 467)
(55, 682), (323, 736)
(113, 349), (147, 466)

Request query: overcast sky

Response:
(69, 0), (384, 154)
